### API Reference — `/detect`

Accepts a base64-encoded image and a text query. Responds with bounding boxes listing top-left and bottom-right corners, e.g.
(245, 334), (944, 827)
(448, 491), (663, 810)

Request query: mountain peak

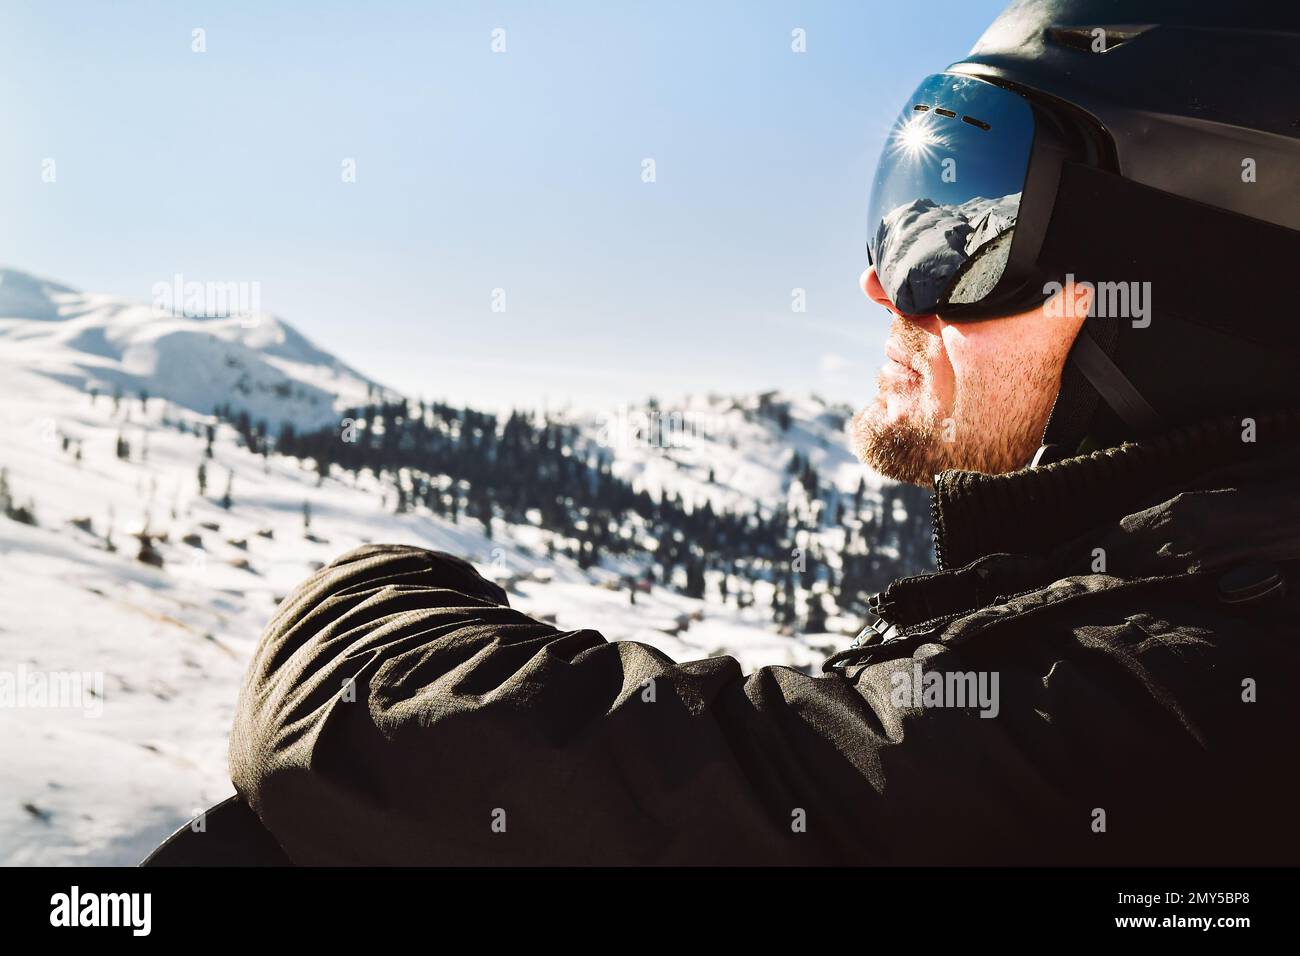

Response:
(0, 266), (385, 430)
(0, 267), (80, 321)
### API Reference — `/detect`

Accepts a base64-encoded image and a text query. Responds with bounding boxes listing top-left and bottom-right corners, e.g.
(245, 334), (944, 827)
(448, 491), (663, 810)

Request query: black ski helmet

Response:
(948, 0), (1300, 456)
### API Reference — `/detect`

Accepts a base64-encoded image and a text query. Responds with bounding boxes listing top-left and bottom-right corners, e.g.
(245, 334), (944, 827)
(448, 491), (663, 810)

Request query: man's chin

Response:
(850, 402), (946, 487)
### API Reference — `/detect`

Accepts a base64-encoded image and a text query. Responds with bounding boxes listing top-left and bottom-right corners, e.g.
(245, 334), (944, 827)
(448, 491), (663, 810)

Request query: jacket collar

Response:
(843, 409), (1300, 651)
(931, 409), (1300, 572)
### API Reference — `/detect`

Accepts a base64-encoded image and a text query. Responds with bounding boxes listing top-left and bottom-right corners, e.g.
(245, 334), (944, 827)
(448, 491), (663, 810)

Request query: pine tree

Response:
(800, 460), (819, 497)
(804, 592), (829, 634)
(136, 532), (163, 568)
(684, 556), (706, 599)
(777, 570), (798, 628)
(800, 544), (819, 590)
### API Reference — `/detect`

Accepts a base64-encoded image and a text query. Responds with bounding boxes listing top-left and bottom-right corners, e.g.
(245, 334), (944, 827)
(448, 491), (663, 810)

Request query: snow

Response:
(578, 392), (880, 517)
(0, 268), (872, 866)
(0, 267), (386, 431)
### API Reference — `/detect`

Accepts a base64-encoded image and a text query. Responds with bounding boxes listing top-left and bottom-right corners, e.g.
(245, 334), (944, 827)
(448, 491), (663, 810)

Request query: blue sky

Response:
(1, 0), (1006, 412)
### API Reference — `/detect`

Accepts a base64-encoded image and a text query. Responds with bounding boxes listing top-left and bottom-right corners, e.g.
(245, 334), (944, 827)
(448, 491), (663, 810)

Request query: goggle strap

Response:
(1068, 324), (1164, 434)
(1040, 162), (1300, 344)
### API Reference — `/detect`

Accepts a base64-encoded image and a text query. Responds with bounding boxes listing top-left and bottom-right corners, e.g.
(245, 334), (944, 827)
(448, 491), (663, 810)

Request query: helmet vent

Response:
(1046, 24), (1153, 55)
(910, 103), (992, 131)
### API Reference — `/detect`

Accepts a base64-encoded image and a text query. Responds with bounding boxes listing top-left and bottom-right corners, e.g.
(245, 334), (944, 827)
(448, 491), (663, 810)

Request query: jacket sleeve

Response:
(228, 544), (1260, 865)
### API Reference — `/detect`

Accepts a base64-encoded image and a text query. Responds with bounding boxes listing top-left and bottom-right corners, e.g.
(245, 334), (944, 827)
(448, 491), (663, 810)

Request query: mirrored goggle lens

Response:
(866, 73), (1035, 315)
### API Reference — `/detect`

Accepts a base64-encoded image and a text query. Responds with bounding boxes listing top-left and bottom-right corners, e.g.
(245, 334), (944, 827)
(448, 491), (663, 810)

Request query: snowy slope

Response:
(578, 391), (879, 517)
(0, 267), (881, 866)
(0, 267), (385, 430)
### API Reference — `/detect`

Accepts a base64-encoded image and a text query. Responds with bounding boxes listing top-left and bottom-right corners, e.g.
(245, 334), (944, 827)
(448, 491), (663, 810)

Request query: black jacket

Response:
(230, 411), (1300, 864)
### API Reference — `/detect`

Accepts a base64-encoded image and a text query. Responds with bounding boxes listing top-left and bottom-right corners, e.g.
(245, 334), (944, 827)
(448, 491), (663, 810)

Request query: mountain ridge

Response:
(0, 266), (387, 431)
(0, 265), (879, 511)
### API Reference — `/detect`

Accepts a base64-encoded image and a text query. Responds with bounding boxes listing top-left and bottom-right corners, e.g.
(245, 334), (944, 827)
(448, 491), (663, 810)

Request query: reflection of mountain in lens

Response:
(873, 192), (1020, 314)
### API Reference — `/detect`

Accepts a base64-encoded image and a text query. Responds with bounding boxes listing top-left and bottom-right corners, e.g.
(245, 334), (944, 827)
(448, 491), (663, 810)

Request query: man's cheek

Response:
(938, 323), (981, 368)
(927, 331), (963, 410)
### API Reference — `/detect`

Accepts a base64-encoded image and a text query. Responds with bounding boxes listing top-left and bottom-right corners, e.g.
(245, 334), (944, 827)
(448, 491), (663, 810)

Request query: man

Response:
(227, 0), (1300, 864)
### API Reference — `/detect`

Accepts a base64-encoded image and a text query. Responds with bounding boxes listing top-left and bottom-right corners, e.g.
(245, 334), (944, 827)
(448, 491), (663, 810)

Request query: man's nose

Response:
(860, 266), (938, 323)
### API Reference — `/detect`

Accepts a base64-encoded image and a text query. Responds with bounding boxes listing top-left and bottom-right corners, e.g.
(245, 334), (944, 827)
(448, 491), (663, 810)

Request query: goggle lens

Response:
(866, 73), (1036, 315)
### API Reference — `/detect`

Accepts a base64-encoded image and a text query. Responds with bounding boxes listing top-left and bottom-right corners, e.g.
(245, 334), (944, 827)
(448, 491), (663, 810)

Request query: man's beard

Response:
(851, 400), (951, 487)
(850, 319), (1055, 487)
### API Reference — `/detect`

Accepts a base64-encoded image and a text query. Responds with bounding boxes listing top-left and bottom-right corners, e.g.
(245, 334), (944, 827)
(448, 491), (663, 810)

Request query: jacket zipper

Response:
(823, 601), (965, 672)
(930, 475), (946, 572)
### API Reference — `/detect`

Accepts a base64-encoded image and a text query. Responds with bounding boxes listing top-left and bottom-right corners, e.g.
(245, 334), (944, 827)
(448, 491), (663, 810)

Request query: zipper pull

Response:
(824, 607), (900, 673)
(850, 592), (899, 649)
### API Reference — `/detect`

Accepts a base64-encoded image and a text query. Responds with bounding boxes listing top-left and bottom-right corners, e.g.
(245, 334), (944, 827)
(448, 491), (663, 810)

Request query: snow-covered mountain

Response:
(0, 266), (925, 866)
(0, 268), (881, 517)
(581, 392), (871, 514)
(0, 267), (386, 431)
(872, 192), (1020, 314)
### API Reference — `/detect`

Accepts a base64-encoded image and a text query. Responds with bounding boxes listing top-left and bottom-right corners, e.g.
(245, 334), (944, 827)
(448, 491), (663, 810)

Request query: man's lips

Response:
(884, 342), (921, 379)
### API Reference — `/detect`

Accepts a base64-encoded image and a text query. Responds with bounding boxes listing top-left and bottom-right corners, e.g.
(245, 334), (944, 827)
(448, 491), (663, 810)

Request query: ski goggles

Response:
(865, 70), (1300, 348)
(865, 72), (1074, 319)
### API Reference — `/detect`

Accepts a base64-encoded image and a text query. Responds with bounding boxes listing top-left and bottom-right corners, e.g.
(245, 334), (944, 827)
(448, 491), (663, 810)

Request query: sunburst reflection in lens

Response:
(890, 115), (944, 163)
